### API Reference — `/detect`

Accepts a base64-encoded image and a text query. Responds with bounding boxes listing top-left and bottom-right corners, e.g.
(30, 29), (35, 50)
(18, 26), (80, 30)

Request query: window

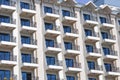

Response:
(47, 74), (56, 80)
(45, 23), (53, 30)
(101, 32), (108, 39)
(0, 70), (10, 80)
(62, 10), (70, 17)
(0, 15), (10, 23)
(20, 2), (30, 9)
(64, 42), (72, 50)
(44, 6), (52, 13)
(0, 33), (10, 41)
(45, 39), (54, 47)
(87, 61), (95, 70)
(46, 56), (55, 65)
(86, 45), (93, 52)
(89, 78), (96, 80)
(100, 17), (107, 23)
(118, 20), (120, 25)
(85, 29), (92, 36)
(22, 53), (31, 63)
(103, 47), (110, 55)
(83, 14), (90, 20)
(0, 0), (10, 5)
(67, 76), (75, 80)
(65, 58), (73, 67)
(63, 26), (71, 33)
(21, 19), (30, 26)
(0, 51), (10, 60)
(21, 36), (31, 44)
(22, 72), (32, 80)
(104, 63), (112, 71)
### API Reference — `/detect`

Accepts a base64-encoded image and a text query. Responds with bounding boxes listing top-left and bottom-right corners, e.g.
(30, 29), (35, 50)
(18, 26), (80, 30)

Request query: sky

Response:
(76, 0), (90, 3)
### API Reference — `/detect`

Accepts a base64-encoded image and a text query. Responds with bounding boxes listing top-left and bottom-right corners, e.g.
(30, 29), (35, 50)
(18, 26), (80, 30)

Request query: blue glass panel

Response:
(63, 26), (71, 33)
(104, 63), (112, 71)
(45, 23), (53, 30)
(85, 29), (92, 36)
(65, 59), (73, 67)
(103, 47), (110, 55)
(47, 74), (56, 80)
(89, 78), (96, 80)
(45, 39), (54, 47)
(100, 17), (107, 23)
(64, 42), (72, 50)
(21, 36), (31, 44)
(86, 45), (93, 53)
(0, 0), (10, 5)
(0, 70), (10, 80)
(67, 76), (75, 80)
(21, 19), (30, 26)
(22, 72), (31, 80)
(22, 53), (31, 63)
(83, 14), (90, 20)
(44, 6), (52, 13)
(87, 61), (95, 69)
(101, 32), (108, 39)
(118, 20), (120, 25)
(46, 56), (55, 65)
(62, 10), (70, 17)
(20, 2), (30, 9)
(0, 15), (10, 23)
(0, 33), (10, 41)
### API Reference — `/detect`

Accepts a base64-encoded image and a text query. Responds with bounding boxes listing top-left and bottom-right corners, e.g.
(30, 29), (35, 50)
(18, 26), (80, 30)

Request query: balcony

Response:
(20, 5), (36, 17)
(22, 57), (38, 69)
(105, 67), (120, 76)
(103, 50), (118, 61)
(86, 48), (102, 58)
(83, 15), (98, 27)
(88, 65), (104, 75)
(20, 22), (37, 34)
(62, 12), (77, 24)
(21, 39), (38, 51)
(66, 62), (82, 73)
(0, 75), (17, 80)
(102, 35), (116, 45)
(0, 1), (16, 14)
(100, 19), (114, 30)
(44, 9), (60, 21)
(63, 28), (79, 40)
(0, 55), (17, 67)
(65, 45), (80, 56)
(0, 18), (16, 31)
(44, 26), (61, 38)
(46, 60), (63, 71)
(0, 36), (16, 48)
(45, 42), (62, 54)
(85, 32), (100, 43)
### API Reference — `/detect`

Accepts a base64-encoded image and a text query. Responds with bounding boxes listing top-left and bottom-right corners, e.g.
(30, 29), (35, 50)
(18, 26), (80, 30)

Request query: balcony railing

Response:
(84, 15), (98, 21)
(66, 45), (80, 51)
(32, 76), (39, 80)
(104, 50), (117, 56)
(45, 25), (60, 31)
(44, 9), (59, 15)
(46, 42), (61, 48)
(0, 55), (17, 61)
(0, 18), (16, 24)
(87, 48), (101, 53)
(106, 66), (120, 72)
(64, 28), (78, 34)
(1, 75), (17, 80)
(102, 34), (116, 40)
(86, 32), (99, 37)
(100, 18), (113, 24)
(63, 12), (77, 18)
(21, 4), (36, 10)
(22, 39), (37, 45)
(67, 62), (81, 68)
(89, 65), (103, 71)
(0, 36), (16, 42)
(47, 60), (63, 66)
(21, 22), (36, 28)
(0, 0), (16, 7)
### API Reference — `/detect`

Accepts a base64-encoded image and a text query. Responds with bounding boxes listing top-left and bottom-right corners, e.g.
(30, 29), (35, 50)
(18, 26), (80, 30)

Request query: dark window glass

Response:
(45, 23), (53, 30)
(62, 10), (70, 17)
(86, 45), (93, 52)
(21, 36), (31, 44)
(65, 58), (73, 67)
(0, 0), (10, 5)
(83, 14), (90, 20)
(44, 6), (52, 13)
(47, 74), (56, 80)
(64, 42), (72, 50)
(0, 70), (10, 80)
(20, 2), (30, 9)
(85, 29), (92, 36)
(101, 32), (108, 39)
(63, 26), (71, 33)
(0, 15), (10, 23)
(89, 78), (96, 80)
(0, 51), (10, 60)
(87, 61), (95, 69)
(22, 72), (32, 80)
(21, 19), (30, 26)
(22, 53), (31, 63)
(103, 47), (110, 55)
(67, 76), (75, 80)
(0, 33), (10, 41)
(46, 56), (55, 65)
(118, 20), (120, 25)
(45, 39), (54, 47)
(104, 63), (112, 71)
(100, 17), (107, 23)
